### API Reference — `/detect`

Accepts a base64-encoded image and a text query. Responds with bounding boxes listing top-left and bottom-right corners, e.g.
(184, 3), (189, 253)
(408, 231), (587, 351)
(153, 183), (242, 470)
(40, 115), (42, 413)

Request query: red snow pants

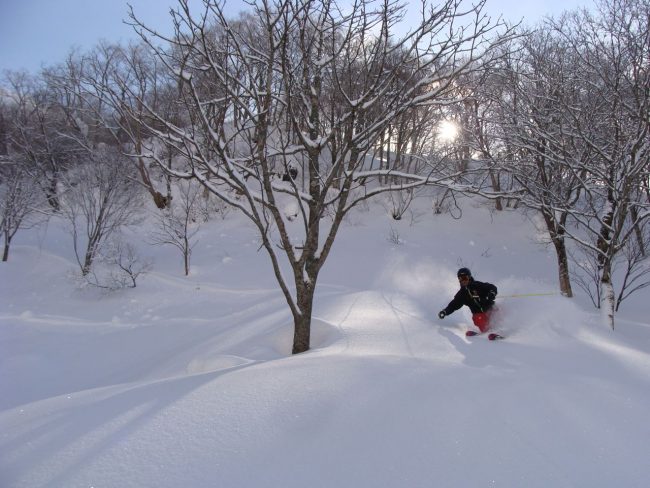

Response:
(472, 311), (492, 333)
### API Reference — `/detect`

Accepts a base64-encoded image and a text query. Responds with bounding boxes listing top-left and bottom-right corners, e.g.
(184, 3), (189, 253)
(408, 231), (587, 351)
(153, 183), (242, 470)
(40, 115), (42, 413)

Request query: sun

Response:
(437, 120), (459, 143)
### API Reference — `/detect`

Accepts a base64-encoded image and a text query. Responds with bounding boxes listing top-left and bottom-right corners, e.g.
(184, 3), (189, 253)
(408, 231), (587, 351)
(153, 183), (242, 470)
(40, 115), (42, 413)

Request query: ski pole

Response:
(497, 292), (558, 298)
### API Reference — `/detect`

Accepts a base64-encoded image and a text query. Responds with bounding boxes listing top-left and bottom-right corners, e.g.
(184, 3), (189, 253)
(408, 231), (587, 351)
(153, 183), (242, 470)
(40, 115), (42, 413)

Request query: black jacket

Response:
(443, 278), (497, 315)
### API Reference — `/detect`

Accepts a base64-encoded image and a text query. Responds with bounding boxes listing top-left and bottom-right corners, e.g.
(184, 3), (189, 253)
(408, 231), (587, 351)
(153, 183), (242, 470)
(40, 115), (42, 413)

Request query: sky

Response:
(0, 0), (595, 74)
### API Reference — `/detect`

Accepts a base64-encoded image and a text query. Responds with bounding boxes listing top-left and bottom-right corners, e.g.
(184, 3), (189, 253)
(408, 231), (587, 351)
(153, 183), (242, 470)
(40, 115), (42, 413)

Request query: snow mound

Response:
(1, 199), (648, 488)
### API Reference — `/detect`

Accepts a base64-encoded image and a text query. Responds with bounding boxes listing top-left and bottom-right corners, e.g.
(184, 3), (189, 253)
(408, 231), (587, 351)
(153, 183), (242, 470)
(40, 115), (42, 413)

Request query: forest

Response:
(1, 0), (648, 353)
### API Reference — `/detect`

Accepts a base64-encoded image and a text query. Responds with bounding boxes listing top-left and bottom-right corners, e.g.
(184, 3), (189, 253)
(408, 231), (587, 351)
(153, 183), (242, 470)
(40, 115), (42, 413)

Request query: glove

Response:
(438, 310), (446, 319)
(488, 290), (496, 301)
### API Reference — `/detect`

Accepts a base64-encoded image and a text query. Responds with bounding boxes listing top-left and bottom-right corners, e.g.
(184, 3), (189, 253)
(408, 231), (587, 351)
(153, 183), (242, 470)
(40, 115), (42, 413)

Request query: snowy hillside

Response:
(1, 196), (649, 487)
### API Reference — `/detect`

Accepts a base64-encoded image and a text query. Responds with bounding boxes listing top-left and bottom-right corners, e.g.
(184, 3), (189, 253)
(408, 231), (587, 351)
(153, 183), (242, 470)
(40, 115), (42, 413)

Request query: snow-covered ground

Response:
(1, 196), (649, 487)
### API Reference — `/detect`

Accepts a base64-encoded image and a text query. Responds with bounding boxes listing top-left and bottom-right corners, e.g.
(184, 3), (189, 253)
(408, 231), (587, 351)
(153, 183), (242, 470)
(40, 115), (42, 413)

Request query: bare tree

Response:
(550, 0), (650, 328)
(486, 28), (590, 298)
(478, 0), (650, 324)
(58, 42), (176, 209)
(126, 0), (513, 353)
(82, 236), (153, 290)
(614, 228), (650, 311)
(3, 71), (84, 211)
(62, 146), (143, 276)
(112, 43), (176, 209)
(570, 224), (650, 313)
(149, 179), (201, 276)
(0, 160), (46, 261)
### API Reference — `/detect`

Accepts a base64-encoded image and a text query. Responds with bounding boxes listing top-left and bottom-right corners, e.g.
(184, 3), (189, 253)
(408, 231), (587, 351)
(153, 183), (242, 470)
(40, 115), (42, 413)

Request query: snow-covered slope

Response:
(1, 197), (648, 487)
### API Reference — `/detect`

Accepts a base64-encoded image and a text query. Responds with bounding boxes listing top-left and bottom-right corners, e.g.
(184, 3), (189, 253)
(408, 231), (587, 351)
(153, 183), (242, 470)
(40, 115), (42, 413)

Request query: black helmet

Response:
(457, 267), (472, 278)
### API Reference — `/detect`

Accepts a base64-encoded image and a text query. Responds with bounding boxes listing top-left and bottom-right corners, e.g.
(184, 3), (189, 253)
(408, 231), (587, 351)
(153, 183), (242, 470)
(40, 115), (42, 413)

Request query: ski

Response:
(488, 333), (505, 341)
(465, 330), (505, 340)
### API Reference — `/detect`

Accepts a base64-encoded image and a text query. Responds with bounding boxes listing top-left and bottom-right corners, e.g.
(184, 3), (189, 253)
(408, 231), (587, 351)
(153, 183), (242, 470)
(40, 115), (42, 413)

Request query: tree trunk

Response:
(292, 280), (315, 354)
(600, 261), (616, 330)
(151, 187), (170, 210)
(166, 150), (174, 206)
(630, 206), (645, 257)
(136, 152), (170, 210)
(2, 235), (10, 262)
(82, 232), (101, 276)
(184, 236), (190, 276)
(542, 210), (573, 298)
(551, 236), (573, 298)
(597, 198), (616, 329)
(46, 175), (60, 211)
(82, 247), (94, 276)
(488, 169), (503, 211)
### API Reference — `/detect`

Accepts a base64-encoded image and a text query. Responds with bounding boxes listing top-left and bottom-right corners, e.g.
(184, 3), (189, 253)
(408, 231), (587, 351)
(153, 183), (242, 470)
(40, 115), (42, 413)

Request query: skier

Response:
(438, 268), (498, 336)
